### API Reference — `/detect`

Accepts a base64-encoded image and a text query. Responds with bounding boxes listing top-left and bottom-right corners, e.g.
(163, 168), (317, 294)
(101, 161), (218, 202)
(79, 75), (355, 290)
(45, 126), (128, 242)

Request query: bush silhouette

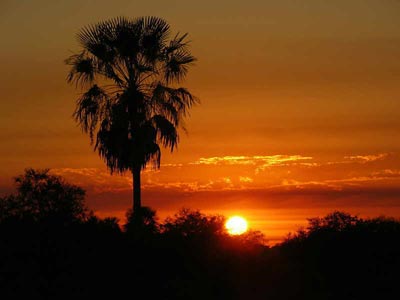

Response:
(0, 168), (88, 225)
(162, 208), (226, 238)
(279, 211), (400, 299)
(124, 206), (159, 239)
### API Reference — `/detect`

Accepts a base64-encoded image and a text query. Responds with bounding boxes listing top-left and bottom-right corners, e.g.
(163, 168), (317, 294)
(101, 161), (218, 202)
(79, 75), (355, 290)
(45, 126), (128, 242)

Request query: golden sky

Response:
(1, 0), (400, 243)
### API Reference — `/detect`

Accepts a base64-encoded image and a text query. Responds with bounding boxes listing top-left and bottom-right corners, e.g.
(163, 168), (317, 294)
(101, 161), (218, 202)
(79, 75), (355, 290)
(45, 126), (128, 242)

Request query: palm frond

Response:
(139, 16), (171, 64)
(164, 49), (196, 83)
(65, 52), (96, 87)
(73, 85), (109, 141)
(95, 116), (130, 174)
(166, 33), (190, 54)
(151, 115), (178, 151)
(151, 83), (198, 120)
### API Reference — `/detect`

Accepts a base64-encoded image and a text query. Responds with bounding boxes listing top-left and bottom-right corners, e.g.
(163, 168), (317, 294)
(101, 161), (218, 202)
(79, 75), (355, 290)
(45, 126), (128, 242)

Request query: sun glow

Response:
(225, 216), (248, 235)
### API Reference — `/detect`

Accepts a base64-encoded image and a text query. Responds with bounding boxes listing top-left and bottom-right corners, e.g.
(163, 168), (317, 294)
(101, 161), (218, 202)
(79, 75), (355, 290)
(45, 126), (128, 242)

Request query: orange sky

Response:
(1, 0), (400, 243)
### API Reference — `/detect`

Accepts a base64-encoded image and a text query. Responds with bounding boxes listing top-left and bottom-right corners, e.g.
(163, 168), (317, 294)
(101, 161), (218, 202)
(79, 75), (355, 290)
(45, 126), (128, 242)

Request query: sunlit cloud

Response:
(279, 170), (400, 191)
(191, 156), (257, 165)
(222, 177), (232, 184)
(254, 155), (313, 173)
(239, 176), (254, 183)
(160, 163), (184, 168)
(51, 168), (132, 193)
(344, 153), (390, 163)
(49, 153), (400, 196)
(190, 155), (314, 175)
(373, 169), (400, 177)
(191, 155), (312, 167)
(143, 176), (236, 192)
(280, 179), (341, 191)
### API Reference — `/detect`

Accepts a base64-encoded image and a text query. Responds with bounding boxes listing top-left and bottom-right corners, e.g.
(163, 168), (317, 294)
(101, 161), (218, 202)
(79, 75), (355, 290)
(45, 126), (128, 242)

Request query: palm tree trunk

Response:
(133, 167), (141, 215)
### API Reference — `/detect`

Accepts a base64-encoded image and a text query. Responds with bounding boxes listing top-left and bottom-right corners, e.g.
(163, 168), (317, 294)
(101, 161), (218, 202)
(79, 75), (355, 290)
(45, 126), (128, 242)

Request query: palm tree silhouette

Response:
(66, 17), (197, 216)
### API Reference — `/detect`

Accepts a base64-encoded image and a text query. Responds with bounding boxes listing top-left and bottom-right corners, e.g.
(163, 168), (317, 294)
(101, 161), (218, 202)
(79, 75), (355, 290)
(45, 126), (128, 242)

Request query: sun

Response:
(225, 216), (248, 235)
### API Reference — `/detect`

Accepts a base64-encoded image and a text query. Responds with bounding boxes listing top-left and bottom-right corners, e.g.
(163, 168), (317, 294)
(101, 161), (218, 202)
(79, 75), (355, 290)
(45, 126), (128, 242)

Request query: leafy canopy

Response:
(0, 168), (88, 224)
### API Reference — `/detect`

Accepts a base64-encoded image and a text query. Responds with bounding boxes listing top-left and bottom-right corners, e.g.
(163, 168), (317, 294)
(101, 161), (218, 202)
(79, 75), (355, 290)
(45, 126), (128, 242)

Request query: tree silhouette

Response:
(124, 206), (159, 238)
(162, 208), (226, 238)
(306, 211), (359, 233)
(65, 17), (197, 216)
(0, 168), (88, 224)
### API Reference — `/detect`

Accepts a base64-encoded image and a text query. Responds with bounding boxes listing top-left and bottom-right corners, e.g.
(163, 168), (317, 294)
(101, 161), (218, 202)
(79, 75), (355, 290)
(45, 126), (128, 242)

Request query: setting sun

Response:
(225, 216), (248, 235)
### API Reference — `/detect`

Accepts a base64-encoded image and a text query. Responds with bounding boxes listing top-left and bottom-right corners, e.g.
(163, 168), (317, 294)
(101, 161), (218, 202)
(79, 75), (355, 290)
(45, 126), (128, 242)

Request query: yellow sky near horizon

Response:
(1, 0), (400, 242)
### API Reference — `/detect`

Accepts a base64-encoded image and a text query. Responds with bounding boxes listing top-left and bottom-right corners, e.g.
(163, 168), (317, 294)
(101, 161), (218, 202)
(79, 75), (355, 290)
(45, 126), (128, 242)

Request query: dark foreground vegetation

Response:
(1, 169), (400, 299)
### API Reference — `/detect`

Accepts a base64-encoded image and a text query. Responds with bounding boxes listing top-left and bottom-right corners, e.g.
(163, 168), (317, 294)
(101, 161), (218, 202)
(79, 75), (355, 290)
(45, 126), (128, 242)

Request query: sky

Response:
(1, 0), (400, 243)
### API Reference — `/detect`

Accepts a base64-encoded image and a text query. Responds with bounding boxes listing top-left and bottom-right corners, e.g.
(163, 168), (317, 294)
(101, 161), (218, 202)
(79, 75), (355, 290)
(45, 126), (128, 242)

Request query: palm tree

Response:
(65, 16), (197, 216)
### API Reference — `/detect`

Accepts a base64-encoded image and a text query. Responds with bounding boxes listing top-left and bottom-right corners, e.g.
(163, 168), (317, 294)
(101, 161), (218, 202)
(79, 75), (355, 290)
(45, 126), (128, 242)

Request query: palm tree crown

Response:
(66, 16), (197, 212)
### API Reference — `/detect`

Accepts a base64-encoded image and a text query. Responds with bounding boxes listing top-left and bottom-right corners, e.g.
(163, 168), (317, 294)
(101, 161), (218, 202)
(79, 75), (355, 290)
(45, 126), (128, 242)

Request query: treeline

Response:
(1, 169), (400, 299)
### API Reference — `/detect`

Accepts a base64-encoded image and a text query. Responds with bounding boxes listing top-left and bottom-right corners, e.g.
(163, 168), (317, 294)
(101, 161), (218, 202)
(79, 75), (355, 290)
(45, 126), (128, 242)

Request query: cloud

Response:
(190, 155), (313, 174)
(160, 163), (184, 168)
(191, 156), (257, 165)
(239, 176), (254, 183)
(49, 151), (400, 196)
(254, 155), (313, 173)
(51, 168), (132, 193)
(143, 177), (236, 193)
(373, 169), (400, 177)
(344, 153), (390, 163)
(278, 169), (400, 192)
(46, 151), (400, 213)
